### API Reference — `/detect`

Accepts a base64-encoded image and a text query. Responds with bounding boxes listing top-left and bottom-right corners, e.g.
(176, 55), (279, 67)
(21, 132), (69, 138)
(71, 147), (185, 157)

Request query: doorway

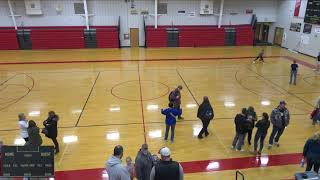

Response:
(273, 27), (284, 46)
(262, 24), (269, 42)
(130, 28), (139, 47)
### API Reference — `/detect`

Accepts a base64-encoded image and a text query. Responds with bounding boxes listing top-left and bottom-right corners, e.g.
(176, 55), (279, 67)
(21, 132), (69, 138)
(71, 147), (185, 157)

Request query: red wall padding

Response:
(236, 27), (254, 46)
(146, 27), (167, 48)
(31, 29), (85, 49)
(0, 29), (19, 50)
(96, 28), (119, 48)
(179, 27), (225, 47)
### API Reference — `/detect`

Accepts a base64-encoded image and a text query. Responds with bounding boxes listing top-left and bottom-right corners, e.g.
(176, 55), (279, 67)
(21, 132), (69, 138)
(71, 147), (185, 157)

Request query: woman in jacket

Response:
(246, 106), (257, 145)
(43, 111), (59, 154)
(253, 112), (270, 154)
(197, 96), (214, 139)
(161, 102), (182, 142)
(25, 120), (42, 146)
(303, 132), (320, 173)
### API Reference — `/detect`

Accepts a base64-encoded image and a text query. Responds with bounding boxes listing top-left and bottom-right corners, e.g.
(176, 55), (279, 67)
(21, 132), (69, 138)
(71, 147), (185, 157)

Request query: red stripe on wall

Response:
(294, 0), (302, 17)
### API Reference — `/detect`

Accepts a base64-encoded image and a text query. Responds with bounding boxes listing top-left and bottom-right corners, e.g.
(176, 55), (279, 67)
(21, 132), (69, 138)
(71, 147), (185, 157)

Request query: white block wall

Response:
(0, 0), (277, 47)
(269, 0), (320, 57)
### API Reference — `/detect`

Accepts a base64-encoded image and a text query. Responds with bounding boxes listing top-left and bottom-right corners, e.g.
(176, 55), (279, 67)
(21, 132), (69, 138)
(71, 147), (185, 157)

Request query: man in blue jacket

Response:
(161, 102), (182, 143)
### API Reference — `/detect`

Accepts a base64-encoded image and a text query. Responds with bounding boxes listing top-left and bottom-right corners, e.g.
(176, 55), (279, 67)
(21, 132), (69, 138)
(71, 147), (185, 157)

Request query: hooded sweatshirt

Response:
(135, 150), (154, 180)
(106, 155), (131, 180)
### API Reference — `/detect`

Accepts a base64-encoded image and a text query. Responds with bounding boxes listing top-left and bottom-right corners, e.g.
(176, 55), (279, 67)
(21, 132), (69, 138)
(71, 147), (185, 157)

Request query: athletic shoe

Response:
(205, 132), (209, 137)
(275, 142), (280, 147)
(236, 149), (245, 152)
(231, 146), (235, 150)
(268, 144), (272, 149)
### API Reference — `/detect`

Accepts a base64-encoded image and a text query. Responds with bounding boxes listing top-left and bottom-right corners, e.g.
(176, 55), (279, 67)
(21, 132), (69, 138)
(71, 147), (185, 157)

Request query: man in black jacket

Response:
(150, 147), (184, 180)
(197, 96), (214, 139)
(231, 108), (247, 151)
(43, 111), (59, 154)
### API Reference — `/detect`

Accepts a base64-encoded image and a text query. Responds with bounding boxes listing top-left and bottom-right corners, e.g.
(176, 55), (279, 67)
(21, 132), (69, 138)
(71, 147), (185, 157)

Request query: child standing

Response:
(125, 156), (135, 180)
(253, 112), (270, 155)
(161, 102), (182, 142)
(289, 60), (298, 85)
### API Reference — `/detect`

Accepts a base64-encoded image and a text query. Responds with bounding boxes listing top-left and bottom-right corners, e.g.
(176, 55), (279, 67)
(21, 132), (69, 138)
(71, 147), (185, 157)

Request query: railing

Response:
(236, 170), (245, 180)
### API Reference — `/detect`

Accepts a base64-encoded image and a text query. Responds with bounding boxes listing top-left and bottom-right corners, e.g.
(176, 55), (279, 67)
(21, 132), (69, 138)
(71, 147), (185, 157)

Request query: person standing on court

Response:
(135, 144), (154, 180)
(289, 60), (298, 85)
(106, 145), (131, 180)
(197, 96), (214, 139)
(252, 112), (270, 155)
(18, 113), (29, 143)
(246, 106), (257, 145)
(268, 101), (290, 149)
(303, 132), (320, 173)
(253, 49), (264, 63)
(169, 85), (184, 120)
(161, 102), (182, 142)
(150, 147), (184, 180)
(231, 108), (247, 151)
(25, 120), (42, 147)
(43, 111), (60, 154)
(311, 97), (320, 125)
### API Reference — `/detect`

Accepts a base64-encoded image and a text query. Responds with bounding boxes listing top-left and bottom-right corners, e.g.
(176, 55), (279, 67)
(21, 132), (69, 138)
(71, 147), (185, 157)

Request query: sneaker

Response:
(231, 146), (235, 150)
(275, 142), (280, 147)
(252, 61), (256, 64)
(268, 144), (272, 149)
(257, 151), (261, 155)
(236, 149), (245, 152)
(205, 132), (209, 137)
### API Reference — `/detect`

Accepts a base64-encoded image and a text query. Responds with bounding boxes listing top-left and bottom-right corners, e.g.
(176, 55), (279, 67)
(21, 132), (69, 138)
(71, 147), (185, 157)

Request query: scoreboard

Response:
(1, 146), (54, 178)
(304, 0), (320, 25)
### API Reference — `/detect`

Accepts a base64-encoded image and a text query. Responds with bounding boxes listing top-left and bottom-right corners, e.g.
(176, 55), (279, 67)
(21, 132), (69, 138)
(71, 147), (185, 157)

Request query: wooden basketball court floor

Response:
(0, 46), (319, 180)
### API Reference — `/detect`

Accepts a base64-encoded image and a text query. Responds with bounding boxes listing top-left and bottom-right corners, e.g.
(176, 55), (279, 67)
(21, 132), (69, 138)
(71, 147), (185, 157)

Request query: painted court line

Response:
(54, 153), (302, 180)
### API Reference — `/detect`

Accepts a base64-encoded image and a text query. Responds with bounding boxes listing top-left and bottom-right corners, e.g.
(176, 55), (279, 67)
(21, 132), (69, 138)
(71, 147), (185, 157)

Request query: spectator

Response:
(18, 113), (29, 143)
(25, 120), (42, 147)
(246, 106), (257, 145)
(317, 52), (320, 72)
(125, 157), (135, 180)
(43, 111), (59, 154)
(252, 113), (270, 155)
(231, 108), (247, 151)
(135, 144), (154, 180)
(289, 60), (298, 85)
(106, 145), (131, 180)
(161, 102), (182, 142)
(150, 147), (184, 180)
(197, 96), (214, 139)
(303, 132), (320, 173)
(268, 101), (290, 149)
(169, 85), (184, 120)
(311, 97), (320, 125)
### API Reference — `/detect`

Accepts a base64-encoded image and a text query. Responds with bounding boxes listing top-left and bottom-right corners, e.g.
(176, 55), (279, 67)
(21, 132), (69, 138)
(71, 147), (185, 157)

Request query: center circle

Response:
(110, 80), (170, 101)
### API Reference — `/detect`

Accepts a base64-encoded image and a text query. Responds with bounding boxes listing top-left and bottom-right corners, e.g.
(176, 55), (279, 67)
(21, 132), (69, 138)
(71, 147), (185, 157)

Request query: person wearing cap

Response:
(135, 144), (154, 180)
(169, 85), (184, 120)
(197, 96), (214, 139)
(106, 145), (131, 180)
(150, 147), (184, 180)
(268, 101), (290, 149)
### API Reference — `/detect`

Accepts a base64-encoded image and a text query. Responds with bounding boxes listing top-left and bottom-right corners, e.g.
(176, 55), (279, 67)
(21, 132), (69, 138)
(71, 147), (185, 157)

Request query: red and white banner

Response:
(294, 0), (302, 17)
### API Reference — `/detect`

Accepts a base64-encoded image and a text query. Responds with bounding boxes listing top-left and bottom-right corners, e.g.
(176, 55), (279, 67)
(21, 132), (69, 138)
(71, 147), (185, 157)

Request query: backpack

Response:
(203, 107), (214, 121)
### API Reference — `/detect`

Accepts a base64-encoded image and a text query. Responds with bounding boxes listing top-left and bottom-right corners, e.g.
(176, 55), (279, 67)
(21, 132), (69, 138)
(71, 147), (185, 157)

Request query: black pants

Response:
(247, 129), (253, 144)
(254, 55), (264, 62)
(24, 137), (29, 142)
(198, 120), (210, 137)
(306, 158), (320, 173)
(269, 126), (285, 145)
(254, 133), (266, 152)
(51, 137), (60, 152)
(174, 104), (182, 118)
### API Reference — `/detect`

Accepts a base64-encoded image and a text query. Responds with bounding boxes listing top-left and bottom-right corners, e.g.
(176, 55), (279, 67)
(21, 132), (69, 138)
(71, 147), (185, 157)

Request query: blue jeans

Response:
(232, 132), (246, 150)
(268, 126), (285, 145)
(289, 70), (297, 84)
(165, 124), (175, 141)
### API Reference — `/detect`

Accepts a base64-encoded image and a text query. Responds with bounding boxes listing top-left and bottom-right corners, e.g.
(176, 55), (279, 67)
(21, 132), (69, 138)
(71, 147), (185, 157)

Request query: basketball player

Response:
(253, 49), (264, 63)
